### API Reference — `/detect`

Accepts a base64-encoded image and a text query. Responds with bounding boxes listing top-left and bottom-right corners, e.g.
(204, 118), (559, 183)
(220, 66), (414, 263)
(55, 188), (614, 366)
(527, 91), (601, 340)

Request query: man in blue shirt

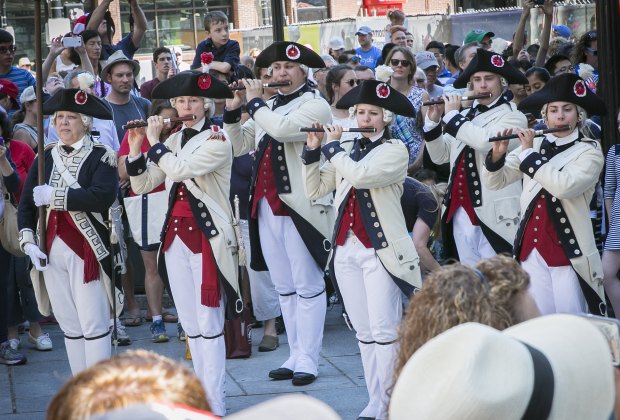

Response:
(191, 11), (240, 76)
(0, 30), (35, 113)
(354, 26), (382, 71)
(86, 0), (147, 60)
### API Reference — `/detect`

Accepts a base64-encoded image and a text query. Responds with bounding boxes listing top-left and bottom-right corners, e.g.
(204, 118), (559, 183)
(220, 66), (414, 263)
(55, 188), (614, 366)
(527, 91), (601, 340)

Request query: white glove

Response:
(33, 184), (54, 207)
(24, 243), (48, 271)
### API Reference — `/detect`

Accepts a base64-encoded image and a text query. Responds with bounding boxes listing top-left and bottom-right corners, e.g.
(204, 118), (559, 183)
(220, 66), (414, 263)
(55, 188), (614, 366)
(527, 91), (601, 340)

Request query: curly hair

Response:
(475, 254), (531, 329)
(392, 264), (503, 389)
(47, 350), (210, 419)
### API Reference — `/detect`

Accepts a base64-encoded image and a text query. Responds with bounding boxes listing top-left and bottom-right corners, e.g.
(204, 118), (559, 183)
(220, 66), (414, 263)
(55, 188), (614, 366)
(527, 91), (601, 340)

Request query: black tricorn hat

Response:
(42, 88), (113, 120)
(255, 41), (325, 69)
(336, 79), (416, 118)
(518, 73), (606, 116)
(454, 48), (528, 88)
(152, 70), (233, 99)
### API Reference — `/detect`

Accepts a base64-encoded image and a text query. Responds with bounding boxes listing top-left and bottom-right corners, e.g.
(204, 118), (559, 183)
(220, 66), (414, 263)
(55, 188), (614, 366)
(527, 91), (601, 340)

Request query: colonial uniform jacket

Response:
(223, 85), (335, 271)
(301, 136), (422, 296)
(126, 124), (241, 318)
(17, 139), (122, 317)
(424, 100), (527, 255)
(481, 134), (607, 315)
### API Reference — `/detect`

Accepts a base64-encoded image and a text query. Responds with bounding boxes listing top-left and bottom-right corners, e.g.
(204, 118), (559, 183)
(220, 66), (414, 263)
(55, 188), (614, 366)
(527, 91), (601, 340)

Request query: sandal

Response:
(124, 311), (143, 327)
(162, 310), (178, 323)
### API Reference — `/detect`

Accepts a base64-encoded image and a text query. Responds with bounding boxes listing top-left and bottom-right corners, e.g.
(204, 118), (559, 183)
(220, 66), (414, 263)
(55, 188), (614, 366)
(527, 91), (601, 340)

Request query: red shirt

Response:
(118, 132), (165, 196)
(335, 189), (372, 248)
(8, 139), (35, 202)
(445, 154), (478, 225)
(139, 78), (161, 100)
(251, 142), (288, 218)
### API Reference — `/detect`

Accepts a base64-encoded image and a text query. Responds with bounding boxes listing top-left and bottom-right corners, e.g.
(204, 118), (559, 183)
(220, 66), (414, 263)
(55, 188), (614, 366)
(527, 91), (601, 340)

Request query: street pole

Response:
(596, 0), (620, 150)
(49, 0), (63, 18)
(271, 0), (285, 41)
(34, 0), (47, 263)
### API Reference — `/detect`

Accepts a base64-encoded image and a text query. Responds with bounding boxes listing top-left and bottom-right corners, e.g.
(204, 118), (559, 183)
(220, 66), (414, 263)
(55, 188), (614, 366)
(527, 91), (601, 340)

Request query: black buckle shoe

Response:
(292, 372), (316, 385)
(269, 367), (294, 380)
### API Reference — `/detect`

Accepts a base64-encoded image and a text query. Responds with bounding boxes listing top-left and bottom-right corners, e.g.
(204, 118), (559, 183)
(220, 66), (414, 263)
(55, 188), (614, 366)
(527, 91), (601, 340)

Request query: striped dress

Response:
(604, 145), (620, 250)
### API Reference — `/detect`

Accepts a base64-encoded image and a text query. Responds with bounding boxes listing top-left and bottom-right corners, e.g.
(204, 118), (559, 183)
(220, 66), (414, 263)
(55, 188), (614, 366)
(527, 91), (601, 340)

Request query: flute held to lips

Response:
(299, 127), (377, 133)
(122, 115), (196, 130)
(230, 81), (292, 91)
(488, 126), (571, 142)
(422, 93), (493, 106)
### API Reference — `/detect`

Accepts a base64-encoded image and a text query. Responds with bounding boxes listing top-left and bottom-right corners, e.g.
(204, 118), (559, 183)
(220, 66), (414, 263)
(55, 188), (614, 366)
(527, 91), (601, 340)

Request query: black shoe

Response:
(357, 417), (375, 420)
(269, 367), (294, 380)
(292, 372), (316, 385)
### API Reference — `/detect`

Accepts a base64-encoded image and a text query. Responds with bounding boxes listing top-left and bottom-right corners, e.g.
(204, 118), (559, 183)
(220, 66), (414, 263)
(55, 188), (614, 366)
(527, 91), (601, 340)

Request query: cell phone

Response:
(0, 136), (4, 146)
(62, 36), (83, 48)
(583, 314), (620, 367)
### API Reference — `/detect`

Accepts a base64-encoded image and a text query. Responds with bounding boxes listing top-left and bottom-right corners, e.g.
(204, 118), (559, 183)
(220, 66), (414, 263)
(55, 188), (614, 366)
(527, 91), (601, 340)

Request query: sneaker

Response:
(8, 338), (20, 351)
(0, 342), (27, 365)
(112, 323), (131, 346)
(28, 332), (53, 351)
(150, 320), (169, 343)
(177, 323), (186, 341)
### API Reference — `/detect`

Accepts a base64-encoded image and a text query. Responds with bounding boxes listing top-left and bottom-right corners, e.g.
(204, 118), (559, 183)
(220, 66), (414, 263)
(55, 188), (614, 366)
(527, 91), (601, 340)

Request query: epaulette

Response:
(44, 142), (57, 152)
(207, 125), (226, 141)
(93, 143), (118, 167)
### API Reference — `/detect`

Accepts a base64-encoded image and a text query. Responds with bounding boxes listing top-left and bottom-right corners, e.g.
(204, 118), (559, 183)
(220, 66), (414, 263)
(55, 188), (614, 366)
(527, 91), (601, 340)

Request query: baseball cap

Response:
(328, 36), (345, 51)
(18, 57), (31, 67)
(355, 26), (373, 36)
(0, 79), (20, 110)
(464, 29), (495, 44)
(20, 86), (36, 104)
(552, 24), (571, 39)
(390, 314), (615, 420)
(415, 51), (439, 70)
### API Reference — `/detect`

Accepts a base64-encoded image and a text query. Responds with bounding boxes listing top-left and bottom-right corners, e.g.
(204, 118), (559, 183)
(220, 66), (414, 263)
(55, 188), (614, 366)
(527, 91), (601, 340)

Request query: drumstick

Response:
(488, 126), (571, 142)
(122, 115), (196, 130)
(299, 127), (377, 133)
(230, 81), (292, 90)
(422, 93), (493, 106)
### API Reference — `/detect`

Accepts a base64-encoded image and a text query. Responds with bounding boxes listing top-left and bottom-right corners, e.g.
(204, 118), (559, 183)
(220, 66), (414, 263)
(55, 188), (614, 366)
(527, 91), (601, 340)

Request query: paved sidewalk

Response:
(0, 304), (367, 419)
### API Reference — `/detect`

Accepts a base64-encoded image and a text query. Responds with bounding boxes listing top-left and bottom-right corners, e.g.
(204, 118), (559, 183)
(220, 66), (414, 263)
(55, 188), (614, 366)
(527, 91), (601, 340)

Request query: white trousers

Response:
(334, 234), (402, 420)
(452, 207), (496, 267)
(44, 238), (110, 375)
(522, 248), (587, 315)
(258, 199), (326, 376)
(240, 219), (281, 321)
(165, 237), (226, 416)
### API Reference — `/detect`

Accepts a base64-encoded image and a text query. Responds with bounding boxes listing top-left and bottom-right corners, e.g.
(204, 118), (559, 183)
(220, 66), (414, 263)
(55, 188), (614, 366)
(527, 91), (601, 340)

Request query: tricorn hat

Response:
(151, 70), (233, 99)
(453, 48), (528, 88)
(336, 79), (416, 118)
(42, 88), (113, 120)
(518, 73), (606, 116)
(255, 41), (325, 69)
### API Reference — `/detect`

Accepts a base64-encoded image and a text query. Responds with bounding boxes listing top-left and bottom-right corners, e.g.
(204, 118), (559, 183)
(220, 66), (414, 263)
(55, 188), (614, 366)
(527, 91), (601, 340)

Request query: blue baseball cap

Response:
(552, 25), (571, 39)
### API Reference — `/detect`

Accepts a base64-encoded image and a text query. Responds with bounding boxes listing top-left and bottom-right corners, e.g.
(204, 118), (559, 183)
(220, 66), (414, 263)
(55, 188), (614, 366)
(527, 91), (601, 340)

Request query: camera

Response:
(62, 36), (83, 48)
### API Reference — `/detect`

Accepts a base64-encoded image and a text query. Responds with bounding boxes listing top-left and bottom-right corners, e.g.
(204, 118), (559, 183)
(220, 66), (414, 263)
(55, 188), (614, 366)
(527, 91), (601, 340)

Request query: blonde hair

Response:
(392, 264), (506, 391)
(47, 350), (210, 420)
(475, 254), (531, 329)
(349, 104), (393, 124)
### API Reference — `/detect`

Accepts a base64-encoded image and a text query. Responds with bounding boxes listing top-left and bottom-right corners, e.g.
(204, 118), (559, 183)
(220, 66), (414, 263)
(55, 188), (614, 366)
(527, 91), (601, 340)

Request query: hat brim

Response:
(255, 41), (325, 69)
(42, 88), (113, 120)
(151, 71), (233, 99)
(336, 80), (416, 118)
(504, 315), (614, 420)
(100, 59), (140, 81)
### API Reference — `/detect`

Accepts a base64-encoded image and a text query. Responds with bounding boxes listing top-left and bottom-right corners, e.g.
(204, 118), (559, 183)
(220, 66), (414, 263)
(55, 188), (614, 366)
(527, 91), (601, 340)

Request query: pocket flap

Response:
(391, 236), (418, 264)
(494, 197), (521, 224)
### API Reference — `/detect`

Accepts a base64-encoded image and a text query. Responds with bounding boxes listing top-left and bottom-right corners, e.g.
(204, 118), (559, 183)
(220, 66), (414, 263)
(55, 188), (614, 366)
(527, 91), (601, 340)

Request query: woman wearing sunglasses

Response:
(384, 47), (430, 169)
(325, 64), (359, 143)
(572, 30), (598, 93)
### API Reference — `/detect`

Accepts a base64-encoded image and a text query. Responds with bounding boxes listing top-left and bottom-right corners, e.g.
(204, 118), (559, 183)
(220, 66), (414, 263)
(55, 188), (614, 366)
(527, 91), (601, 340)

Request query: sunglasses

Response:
(586, 47), (598, 56)
(415, 79), (426, 83)
(0, 45), (17, 55)
(344, 79), (361, 87)
(390, 58), (410, 67)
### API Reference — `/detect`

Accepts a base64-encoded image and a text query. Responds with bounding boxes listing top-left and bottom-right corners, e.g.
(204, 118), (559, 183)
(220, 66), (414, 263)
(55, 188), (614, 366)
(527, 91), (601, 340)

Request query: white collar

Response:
(546, 128), (579, 146)
(367, 130), (385, 143)
(182, 116), (206, 131)
(278, 82), (305, 96)
(472, 94), (502, 109)
(59, 135), (86, 152)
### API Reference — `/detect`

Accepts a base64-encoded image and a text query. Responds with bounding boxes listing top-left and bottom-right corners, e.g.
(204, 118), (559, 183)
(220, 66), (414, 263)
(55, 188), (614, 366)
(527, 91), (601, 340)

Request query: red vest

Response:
(335, 188), (372, 248)
(519, 194), (571, 266)
(445, 154), (478, 225)
(161, 184), (220, 307)
(251, 142), (288, 218)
